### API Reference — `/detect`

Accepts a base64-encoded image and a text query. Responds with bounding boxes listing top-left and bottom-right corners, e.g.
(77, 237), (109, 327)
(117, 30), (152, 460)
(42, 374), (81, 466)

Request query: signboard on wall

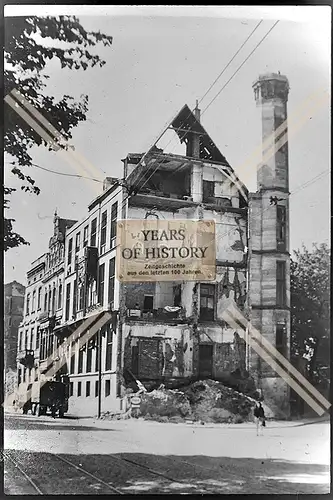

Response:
(116, 219), (216, 282)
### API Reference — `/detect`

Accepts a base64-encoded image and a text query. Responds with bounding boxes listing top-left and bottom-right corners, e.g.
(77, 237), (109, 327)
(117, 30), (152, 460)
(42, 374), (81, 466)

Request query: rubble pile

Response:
(139, 379), (258, 423)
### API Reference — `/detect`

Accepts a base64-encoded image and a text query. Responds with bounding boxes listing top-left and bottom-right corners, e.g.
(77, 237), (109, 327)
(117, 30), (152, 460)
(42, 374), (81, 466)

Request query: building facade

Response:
(16, 216), (76, 408)
(16, 73), (291, 417)
(4, 281), (25, 386)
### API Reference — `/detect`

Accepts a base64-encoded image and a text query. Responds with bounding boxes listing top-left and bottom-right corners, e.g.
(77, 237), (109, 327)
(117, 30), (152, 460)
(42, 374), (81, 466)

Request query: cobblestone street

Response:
(4, 413), (330, 494)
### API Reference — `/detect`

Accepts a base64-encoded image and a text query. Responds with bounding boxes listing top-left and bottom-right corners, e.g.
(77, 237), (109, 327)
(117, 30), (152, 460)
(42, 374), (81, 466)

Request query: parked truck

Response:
(30, 376), (70, 418)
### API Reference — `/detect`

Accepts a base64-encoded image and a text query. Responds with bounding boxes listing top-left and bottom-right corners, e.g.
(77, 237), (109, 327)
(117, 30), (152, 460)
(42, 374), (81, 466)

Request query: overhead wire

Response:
(10, 19), (310, 260)
(214, 168), (330, 247)
(199, 20), (263, 105)
(129, 19), (264, 195)
(121, 20), (279, 213)
(8, 20), (270, 225)
(6, 160), (105, 183)
(201, 20), (279, 115)
(118, 20), (266, 211)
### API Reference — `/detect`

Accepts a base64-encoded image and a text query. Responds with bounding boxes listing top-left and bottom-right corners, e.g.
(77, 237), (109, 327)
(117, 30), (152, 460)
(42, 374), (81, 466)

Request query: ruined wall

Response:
(123, 321), (246, 386)
(216, 266), (247, 317)
(123, 324), (194, 382)
(202, 209), (247, 263)
(125, 282), (156, 309)
(202, 166), (241, 208)
(214, 333), (246, 378)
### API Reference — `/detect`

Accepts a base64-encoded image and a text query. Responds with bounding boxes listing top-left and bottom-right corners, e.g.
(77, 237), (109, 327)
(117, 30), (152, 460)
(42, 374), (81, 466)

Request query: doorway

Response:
(143, 295), (154, 312)
(199, 344), (213, 378)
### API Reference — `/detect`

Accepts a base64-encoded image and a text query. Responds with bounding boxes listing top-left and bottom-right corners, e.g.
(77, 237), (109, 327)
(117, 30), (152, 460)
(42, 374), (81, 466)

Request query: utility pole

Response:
(97, 326), (102, 418)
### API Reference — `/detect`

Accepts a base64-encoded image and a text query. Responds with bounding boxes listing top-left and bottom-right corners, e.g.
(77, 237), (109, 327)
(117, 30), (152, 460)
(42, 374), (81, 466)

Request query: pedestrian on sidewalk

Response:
(254, 401), (265, 436)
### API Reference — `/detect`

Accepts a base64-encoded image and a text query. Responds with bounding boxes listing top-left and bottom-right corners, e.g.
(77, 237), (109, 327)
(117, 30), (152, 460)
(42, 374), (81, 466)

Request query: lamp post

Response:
(97, 325), (102, 419)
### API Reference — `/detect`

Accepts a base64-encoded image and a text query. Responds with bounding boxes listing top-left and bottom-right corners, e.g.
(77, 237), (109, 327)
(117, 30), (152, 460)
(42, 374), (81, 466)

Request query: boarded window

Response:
(276, 261), (286, 307)
(200, 284), (215, 321)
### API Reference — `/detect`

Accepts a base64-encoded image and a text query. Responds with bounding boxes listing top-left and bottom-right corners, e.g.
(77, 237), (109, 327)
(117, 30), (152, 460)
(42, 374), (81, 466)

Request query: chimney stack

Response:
(103, 177), (118, 192)
(194, 99), (201, 122)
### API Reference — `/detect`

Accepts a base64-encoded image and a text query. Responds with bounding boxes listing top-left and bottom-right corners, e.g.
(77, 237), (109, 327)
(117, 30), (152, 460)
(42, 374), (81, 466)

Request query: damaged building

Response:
(16, 73), (290, 417)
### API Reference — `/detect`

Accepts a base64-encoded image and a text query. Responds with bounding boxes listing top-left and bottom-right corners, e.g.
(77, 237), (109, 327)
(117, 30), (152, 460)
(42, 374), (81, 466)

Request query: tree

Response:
(4, 16), (113, 250)
(290, 243), (330, 389)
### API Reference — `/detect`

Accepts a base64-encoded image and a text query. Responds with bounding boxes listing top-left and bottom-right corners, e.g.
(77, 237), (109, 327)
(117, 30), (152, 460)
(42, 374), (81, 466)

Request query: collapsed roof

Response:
(170, 104), (230, 165)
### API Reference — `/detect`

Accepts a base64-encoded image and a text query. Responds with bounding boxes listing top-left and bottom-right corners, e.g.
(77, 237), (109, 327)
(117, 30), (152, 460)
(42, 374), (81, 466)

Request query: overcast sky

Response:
(4, 6), (331, 285)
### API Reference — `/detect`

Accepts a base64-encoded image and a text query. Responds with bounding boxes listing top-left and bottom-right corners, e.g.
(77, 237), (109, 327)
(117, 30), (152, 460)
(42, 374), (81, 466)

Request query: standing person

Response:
(254, 401), (265, 436)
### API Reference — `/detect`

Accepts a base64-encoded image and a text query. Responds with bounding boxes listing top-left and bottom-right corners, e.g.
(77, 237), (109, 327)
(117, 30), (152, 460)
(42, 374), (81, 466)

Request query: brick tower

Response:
(248, 73), (291, 418)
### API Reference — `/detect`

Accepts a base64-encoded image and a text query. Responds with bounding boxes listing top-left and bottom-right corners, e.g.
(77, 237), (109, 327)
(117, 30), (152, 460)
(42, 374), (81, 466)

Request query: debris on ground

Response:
(138, 379), (261, 424)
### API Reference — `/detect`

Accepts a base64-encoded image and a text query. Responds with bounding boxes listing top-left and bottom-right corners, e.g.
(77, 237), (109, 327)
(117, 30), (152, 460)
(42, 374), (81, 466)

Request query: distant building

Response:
(16, 73), (291, 418)
(4, 281), (25, 374)
(16, 215), (76, 403)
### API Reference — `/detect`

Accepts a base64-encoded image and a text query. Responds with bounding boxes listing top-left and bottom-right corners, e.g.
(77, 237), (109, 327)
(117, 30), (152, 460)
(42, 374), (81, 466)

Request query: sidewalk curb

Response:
(75, 416), (329, 431)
